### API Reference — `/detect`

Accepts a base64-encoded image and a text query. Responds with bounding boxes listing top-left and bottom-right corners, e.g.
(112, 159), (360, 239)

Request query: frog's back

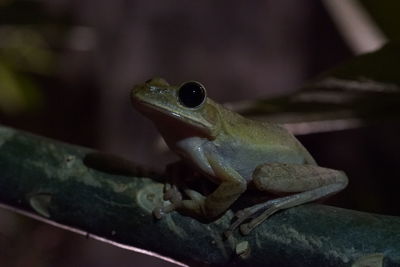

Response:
(216, 104), (316, 165)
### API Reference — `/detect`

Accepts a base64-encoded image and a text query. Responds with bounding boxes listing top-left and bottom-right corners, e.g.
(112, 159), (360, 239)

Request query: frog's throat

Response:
(134, 100), (216, 138)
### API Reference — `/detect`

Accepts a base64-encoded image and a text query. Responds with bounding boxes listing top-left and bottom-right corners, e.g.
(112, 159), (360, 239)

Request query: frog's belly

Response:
(216, 144), (306, 182)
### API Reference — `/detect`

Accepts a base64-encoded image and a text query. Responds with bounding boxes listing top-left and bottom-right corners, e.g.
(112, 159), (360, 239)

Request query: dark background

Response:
(1, 1), (396, 266)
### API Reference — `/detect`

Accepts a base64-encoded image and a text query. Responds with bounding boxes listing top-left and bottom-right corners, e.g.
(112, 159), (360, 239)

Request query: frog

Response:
(131, 78), (348, 235)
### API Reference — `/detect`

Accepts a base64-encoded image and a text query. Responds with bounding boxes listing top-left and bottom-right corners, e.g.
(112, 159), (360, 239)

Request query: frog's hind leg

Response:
(227, 163), (348, 235)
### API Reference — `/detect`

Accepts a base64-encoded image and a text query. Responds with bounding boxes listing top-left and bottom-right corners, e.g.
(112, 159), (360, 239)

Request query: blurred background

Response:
(0, 0), (399, 266)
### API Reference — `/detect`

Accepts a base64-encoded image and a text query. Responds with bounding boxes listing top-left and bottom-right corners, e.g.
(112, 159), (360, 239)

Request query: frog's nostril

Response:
(132, 85), (140, 94)
(131, 85), (146, 99)
(145, 78), (170, 87)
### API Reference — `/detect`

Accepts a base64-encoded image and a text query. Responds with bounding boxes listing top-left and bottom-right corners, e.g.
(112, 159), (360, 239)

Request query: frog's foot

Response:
(224, 203), (266, 237)
(152, 200), (182, 219)
(164, 184), (181, 202)
(153, 185), (183, 219)
(224, 197), (288, 237)
(152, 205), (166, 219)
(238, 206), (276, 235)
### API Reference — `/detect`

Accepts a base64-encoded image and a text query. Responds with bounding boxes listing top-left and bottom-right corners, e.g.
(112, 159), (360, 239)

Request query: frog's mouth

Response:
(132, 100), (215, 138)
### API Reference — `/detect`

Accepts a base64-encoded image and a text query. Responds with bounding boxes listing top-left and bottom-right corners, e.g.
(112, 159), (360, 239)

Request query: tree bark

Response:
(0, 124), (399, 266)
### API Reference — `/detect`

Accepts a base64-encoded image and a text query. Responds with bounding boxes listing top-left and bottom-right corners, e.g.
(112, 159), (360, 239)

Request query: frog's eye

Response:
(178, 81), (206, 108)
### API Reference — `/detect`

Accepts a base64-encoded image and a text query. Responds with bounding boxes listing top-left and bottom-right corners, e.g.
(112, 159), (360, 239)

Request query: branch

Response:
(0, 124), (399, 266)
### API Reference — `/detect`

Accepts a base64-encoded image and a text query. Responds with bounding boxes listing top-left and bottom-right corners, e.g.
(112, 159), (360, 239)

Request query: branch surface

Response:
(0, 125), (399, 266)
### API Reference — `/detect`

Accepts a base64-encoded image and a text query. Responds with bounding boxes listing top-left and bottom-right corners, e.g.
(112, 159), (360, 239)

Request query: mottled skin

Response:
(131, 78), (348, 235)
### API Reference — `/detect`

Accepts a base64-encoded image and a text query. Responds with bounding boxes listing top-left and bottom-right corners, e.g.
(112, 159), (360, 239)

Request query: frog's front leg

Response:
(179, 147), (247, 218)
(153, 161), (195, 219)
(228, 163), (348, 235)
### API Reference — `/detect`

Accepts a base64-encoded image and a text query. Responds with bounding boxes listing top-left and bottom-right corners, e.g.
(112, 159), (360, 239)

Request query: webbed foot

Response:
(152, 184), (183, 219)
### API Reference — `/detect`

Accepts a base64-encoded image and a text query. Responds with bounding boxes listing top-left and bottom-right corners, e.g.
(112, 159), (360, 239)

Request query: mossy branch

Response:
(0, 125), (399, 266)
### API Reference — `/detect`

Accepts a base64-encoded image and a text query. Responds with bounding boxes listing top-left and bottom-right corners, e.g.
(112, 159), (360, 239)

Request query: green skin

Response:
(131, 78), (348, 235)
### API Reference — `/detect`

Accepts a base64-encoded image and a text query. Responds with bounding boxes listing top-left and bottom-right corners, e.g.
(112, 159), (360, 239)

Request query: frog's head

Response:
(131, 78), (220, 139)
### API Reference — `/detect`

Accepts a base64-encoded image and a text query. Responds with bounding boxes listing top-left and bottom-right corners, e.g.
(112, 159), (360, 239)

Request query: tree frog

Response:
(131, 78), (348, 235)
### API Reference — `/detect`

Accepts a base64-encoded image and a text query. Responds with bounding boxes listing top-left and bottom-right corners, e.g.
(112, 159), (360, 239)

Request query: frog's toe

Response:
(164, 186), (182, 203)
(223, 230), (233, 239)
(164, 183), (171, 192)
(152, 206), (164, 219)
(235, 210), (246, 218)
(235, 208), (253, 219)
(239, 223), (251, 235)
(226, 208), (258, 235)
(163, 191), (172, 201)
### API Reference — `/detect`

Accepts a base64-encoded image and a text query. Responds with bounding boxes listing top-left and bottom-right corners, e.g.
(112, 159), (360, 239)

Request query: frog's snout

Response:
(131, 85), (141, 99)
(131, 84), (146, 108)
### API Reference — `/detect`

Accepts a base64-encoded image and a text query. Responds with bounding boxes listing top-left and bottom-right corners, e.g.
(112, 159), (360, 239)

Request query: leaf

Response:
(359, 1), (400, 42)
(233, 42), (400, 134)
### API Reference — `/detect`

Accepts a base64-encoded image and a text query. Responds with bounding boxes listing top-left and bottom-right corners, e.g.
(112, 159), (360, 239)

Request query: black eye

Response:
(178, 81), (206, 108)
